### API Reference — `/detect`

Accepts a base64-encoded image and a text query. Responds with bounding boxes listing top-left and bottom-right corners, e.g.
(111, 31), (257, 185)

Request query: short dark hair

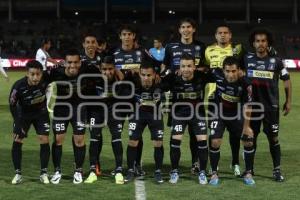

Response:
(26, 60), (43, 71)
(249, 28), (273, 47)
(140, 61), (155, 71)
(215, 24), (232, 33)
(119, 24), (136, 35)
(179, 18), (197, 29)
(82, 32), (97, 42)
(64, 49), (80, 58)
(41, 37), (51, 46)
(102, 55), (114, 65)
(222, 56), (240, 69)
(180, 53), (195, 62)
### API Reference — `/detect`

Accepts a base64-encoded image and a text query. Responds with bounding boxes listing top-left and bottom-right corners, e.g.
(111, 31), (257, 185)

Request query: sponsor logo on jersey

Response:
(115, 58), (123, 63)
(247, 70), (274, 79)
(221, 93), (240, 102)
(173, 52), (182, 56)
(257, 65), (266, 70)
(247, 63), (256, 67)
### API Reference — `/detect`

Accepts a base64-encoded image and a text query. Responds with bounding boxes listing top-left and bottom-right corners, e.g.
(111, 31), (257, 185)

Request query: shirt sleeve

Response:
(276, 58), (290, 81)
(9, 82), (20, 120)
(162, 44), (171, 68)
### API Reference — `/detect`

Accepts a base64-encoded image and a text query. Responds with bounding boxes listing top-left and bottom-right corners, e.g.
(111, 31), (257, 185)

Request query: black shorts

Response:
(128, 111), (164, 141)
(171, 112), (207, 136)
(250, 110), (279, 137)
(208, 118), (243, 139)
(52, 104), (86, 135)
(13, 111), (50, 139)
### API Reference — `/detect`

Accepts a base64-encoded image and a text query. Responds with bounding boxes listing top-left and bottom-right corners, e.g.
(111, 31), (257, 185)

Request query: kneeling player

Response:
(207, 56), (255, 185)
(124, 63), (164, 184)
(9, 60), (51, 184)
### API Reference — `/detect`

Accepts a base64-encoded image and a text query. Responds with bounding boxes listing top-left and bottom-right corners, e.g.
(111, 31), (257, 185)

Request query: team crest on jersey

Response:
(270, 58), (276, 64)
(136, 51), (142, 56)
(195, 45), (201, 51)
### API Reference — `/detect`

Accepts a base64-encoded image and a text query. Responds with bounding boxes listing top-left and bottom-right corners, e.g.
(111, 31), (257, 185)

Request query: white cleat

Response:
(232, 165), (241, 176)
(50, 171), (62, 184)
(73, 172), (83, 184)
(40, 173), (50, 184)
(12, 174), (22, 185)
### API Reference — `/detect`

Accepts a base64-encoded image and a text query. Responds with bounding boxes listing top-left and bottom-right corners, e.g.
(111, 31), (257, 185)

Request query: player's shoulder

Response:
(165, 42), (181, 49)
(205, 43), (218, 51)
(193, 40), (206, 47)
(14, 77), (27, 87)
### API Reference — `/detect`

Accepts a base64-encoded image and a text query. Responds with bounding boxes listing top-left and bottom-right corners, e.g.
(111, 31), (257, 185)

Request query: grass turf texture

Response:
(0, 71), (299, 200)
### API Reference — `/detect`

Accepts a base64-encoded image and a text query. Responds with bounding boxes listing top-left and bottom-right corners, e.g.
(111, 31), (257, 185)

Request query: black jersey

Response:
(9, 76), (49, 120)
(244, 53), (290, 111)
(128, 74), (162, 113)
(113, 47), (159, 72)
(80, 52), (103, 69)
(163, 41), (206, 72)
(46, 66), (85, 105)
(210, 68), (252, 116)
(161, 72), (213, 113)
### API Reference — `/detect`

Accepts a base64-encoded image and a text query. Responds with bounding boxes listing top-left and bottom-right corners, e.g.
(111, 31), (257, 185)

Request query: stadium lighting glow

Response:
(75, 11), (79, 16)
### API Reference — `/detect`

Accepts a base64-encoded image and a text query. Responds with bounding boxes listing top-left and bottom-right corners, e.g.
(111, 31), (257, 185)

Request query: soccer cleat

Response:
(232, 164), (241, 176)
(40, 173), (50, 184)
(124, 170), (135, 183)
(243, 173), (255, 185)
(134, 165), (146, 176)
(84, 172), (97, 184)
(154, 171), (164, 184)
(191, 162), (200, 175)
(209, 173), (219, 186)
(273, 169), (284, 182)
(95, 163), (102, 176)
(169, 171), (179, 184)
(73, 172), (83, 184)
(50, 171), (62, 184)
(115, 173), (124, 185)
(241, 170), (255, 178)
(198, 171), (208, 185)
(12, 174), (22, 185)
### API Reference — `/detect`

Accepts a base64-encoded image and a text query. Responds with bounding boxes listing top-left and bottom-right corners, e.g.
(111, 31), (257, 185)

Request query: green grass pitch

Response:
(0, 71), (299, 200)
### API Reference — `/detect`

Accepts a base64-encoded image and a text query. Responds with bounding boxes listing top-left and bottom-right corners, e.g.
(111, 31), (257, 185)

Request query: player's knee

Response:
(196, 134), (207, 141)
(55, 134), (65, 145)
(172, 134), (183, 141)
(73, 135), (85, 147)
(128, 140), (139, 147)
(153, 140), (163, 147)
(241, 134), (254, 147)
(268, 136), (279, 145)
(210, 139), (221, 149)
(38, 135), (49, 144)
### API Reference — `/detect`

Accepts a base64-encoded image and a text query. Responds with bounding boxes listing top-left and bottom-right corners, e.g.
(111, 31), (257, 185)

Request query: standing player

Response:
(207, 56), (255, 185)
(9, 60), (51, 184)
(162, 53), (210, 185)
(161, 18), (206, 174)
(49, 49), (87, 184)
(244, 28), (292, 182)
(84, 56), (126, 184)
(205, 25), (245, 176)
(81, 33), (105, 176)
(35, 38), (58, 71)
(112, 24), (157, 176)
(124, 63), (164, 184)
(0, 56), (9, 81)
